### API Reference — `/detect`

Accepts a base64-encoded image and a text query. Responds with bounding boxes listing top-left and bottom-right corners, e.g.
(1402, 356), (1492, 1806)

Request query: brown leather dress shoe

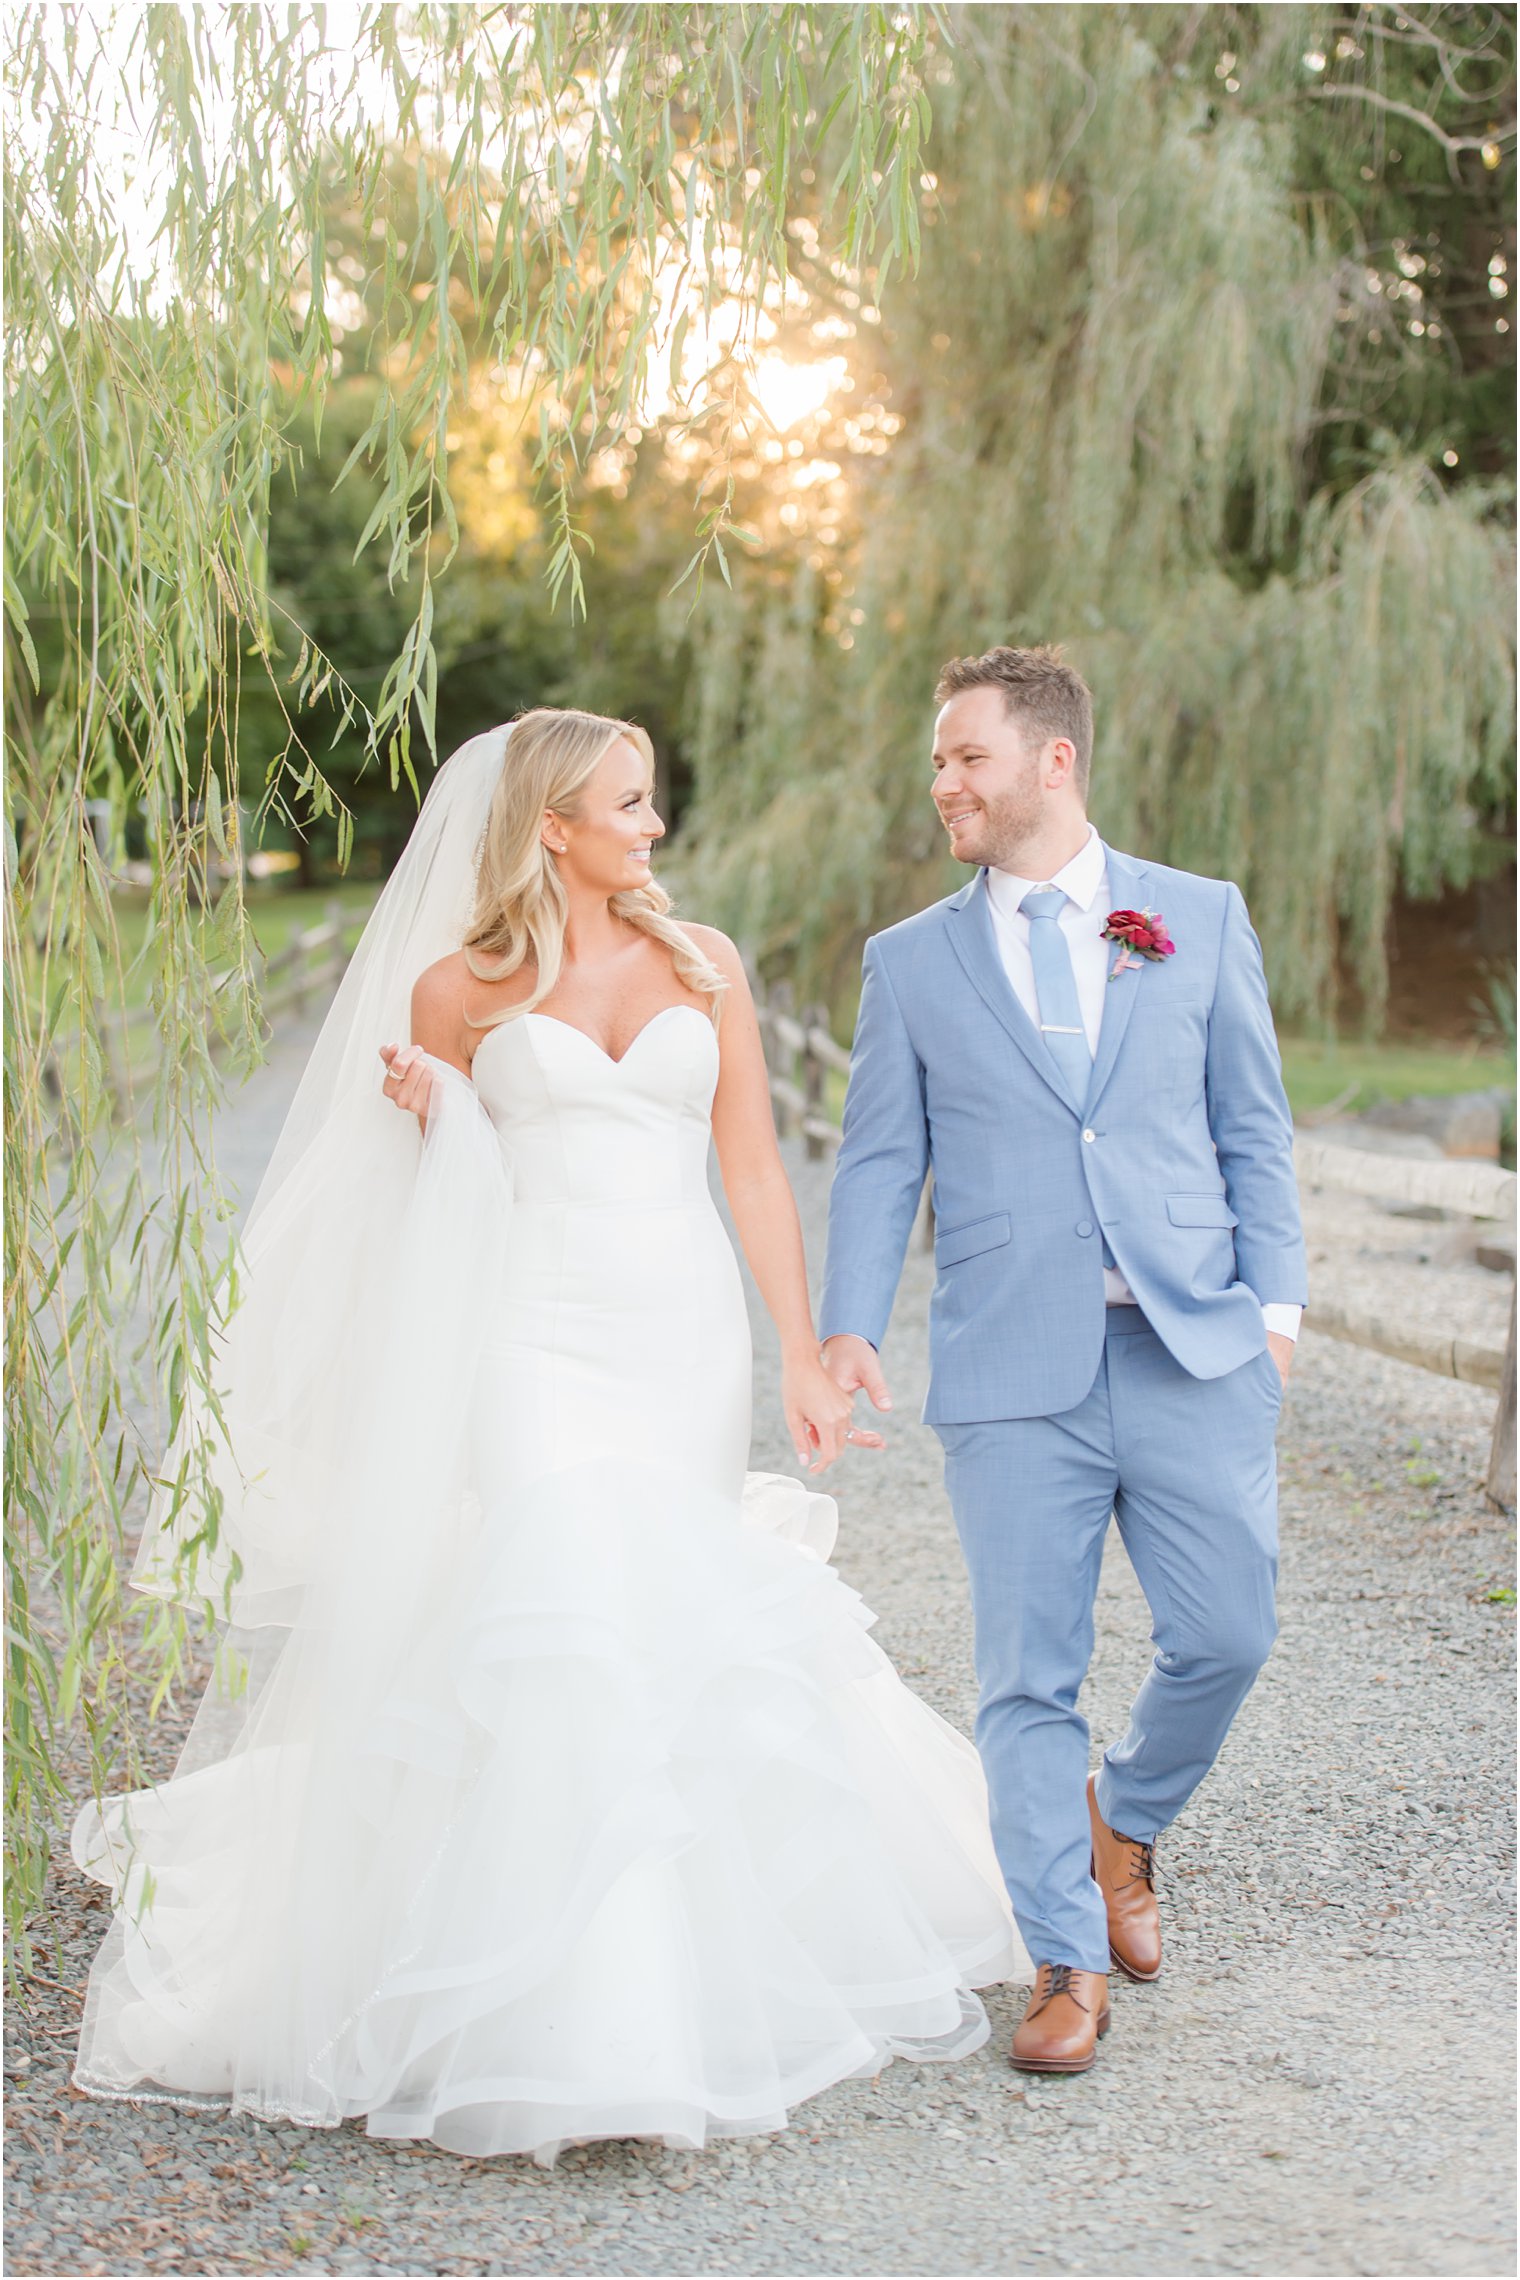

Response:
(1010, 1964), (1111, 2074)
(1087, 1773), (1162, 1982)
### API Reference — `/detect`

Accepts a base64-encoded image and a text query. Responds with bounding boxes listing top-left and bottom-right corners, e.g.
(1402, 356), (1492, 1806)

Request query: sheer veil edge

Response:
(130, 723), (515, 1629)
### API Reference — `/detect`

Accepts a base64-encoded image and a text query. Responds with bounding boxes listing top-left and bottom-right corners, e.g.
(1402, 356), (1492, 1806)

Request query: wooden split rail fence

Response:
(748, 962), (1517, 1510)
(748, 971), (854, 1163)
(57, 902), (351, 1119)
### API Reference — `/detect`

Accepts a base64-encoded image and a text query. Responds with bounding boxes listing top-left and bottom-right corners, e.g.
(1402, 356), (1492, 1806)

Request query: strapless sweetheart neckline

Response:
(472, 1000), (714, 1074)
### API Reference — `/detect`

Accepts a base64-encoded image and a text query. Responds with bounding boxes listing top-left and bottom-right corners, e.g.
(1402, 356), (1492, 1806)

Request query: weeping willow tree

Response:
(676, 3), (1516, 1028)
(2, 2), (938, 1956)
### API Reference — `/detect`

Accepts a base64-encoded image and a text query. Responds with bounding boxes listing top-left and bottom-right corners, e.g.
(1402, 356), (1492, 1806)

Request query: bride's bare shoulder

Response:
(411, 948), (472, 1012)
(412, 943), (537, 1035)
(673, 921), (745, 982)
(408, 951), (473, 1060)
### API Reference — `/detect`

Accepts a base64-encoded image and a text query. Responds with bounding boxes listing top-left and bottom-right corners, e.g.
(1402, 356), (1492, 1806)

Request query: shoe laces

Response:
(1032, 1963), (1091, 2016)
(1106, 1827), (1155, 1890)
(1124, 1836), (1156, 1890)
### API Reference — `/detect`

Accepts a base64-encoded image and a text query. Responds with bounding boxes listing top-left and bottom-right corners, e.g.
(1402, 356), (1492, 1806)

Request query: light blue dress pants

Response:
(933, 1308), (1283, 1972)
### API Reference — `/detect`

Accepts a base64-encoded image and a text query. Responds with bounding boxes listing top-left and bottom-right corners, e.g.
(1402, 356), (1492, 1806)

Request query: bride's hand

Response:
(379, 1042), (434, 1127)
(783, 1351), (884, 1475)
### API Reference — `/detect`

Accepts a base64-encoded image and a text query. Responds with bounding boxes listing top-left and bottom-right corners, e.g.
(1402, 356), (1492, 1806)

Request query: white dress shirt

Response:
(983, 827), (1301, 1340)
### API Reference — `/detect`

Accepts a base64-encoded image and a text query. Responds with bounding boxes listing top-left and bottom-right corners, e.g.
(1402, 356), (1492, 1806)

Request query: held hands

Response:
(379, 1042), (434, 1127)
(784, 1346), (886, 1475)
(791, 1333), (893, 1476)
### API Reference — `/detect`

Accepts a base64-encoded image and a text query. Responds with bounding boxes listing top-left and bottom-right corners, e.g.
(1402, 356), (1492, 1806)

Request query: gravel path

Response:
(7, 1018), (1515, 2278)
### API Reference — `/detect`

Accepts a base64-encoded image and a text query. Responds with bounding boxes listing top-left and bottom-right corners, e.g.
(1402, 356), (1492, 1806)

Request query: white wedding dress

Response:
(70, 990), (1026, 2163)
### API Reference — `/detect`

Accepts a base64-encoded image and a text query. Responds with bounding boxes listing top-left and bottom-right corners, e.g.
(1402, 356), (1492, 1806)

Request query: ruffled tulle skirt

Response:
(72, 1461), (1025, 2163)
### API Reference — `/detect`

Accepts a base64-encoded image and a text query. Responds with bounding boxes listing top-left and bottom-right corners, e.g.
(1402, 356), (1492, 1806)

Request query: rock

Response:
(1357, 1088), (1508, 1161)
(1305, 1116), (1446, 1160)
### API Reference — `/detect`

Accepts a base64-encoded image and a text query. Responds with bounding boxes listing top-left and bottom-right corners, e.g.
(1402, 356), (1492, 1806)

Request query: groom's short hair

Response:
(934, 645), (1094, 798)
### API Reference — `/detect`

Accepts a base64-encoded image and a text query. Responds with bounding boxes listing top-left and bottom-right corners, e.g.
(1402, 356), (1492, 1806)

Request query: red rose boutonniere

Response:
(1102, 907), (1175, 981)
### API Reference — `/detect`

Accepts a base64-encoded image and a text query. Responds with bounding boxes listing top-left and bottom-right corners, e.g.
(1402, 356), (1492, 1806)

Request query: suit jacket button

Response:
(1081, 1127), (1096, 1143)
(1076, 1219), (1094, 1238)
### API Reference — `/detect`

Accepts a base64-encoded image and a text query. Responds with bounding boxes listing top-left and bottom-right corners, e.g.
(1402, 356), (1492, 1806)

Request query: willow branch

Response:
(1306, 82), (1516, 182)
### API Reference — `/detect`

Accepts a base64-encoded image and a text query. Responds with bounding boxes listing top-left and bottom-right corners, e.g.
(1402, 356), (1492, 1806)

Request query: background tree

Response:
(244, 375), (709, 881)
(670, 3), (1516, 1030)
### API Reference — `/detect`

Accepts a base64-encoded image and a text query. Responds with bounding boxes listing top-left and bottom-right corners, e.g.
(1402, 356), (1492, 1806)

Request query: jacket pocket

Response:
(934, 1211), (1013, 1268)
(1166, 1193), (1239, 1228)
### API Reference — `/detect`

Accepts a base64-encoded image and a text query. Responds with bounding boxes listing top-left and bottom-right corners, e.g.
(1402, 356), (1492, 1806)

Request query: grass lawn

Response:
(1276, 1035), (1515, 1120)
(242, 883), (383, 963)
(106, 884), (383, 1007)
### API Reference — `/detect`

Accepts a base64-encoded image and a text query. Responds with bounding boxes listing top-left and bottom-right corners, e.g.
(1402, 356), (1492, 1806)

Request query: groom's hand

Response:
(820, 1334), (893, 1438)
(1266, 1330), (1294, 1388)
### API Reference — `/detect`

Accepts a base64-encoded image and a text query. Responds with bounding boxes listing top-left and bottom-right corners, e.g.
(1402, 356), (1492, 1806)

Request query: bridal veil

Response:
(74, 727), (522, 2117)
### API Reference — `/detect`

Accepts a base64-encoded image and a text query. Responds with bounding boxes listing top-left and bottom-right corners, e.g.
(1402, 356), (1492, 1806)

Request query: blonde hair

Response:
(462, 706), (729, 1032)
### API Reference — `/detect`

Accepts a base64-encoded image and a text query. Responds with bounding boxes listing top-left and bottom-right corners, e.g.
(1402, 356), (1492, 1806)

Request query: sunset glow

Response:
(749, 353), (848, 432)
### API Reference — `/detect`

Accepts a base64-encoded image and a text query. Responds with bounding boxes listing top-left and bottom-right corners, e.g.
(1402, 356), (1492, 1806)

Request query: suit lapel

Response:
(1085, 843), (1151, 1114)
(945, 870), (1084, 1117)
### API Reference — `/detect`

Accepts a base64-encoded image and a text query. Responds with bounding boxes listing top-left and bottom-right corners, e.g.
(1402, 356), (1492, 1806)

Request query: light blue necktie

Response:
(1021, 885), (1118, 1271)
(1019, 885), (1091, 1105)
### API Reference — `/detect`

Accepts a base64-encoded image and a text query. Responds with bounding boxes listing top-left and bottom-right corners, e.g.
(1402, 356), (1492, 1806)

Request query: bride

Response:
(69, 708), (1026, 2164)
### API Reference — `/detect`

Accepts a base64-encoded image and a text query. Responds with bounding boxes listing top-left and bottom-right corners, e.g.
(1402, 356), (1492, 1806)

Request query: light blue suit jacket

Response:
(819, 847), (1308, 1423)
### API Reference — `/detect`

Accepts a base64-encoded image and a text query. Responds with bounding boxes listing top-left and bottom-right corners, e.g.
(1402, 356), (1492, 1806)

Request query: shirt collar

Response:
(985, 824), (1107, 918)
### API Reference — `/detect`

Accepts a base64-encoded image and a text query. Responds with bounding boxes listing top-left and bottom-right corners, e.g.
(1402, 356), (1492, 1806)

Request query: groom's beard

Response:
(952, 774), (1045, 872)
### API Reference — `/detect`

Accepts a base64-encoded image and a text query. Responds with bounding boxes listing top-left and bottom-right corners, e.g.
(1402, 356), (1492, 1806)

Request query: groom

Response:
(819, 645), (1306, 2074)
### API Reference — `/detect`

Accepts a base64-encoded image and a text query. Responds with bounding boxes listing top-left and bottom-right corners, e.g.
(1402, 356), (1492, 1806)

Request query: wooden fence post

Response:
(1485, 1288), (1517, 1511)
(803, 1003), (829, 1161)
(324, 898), (345, 991)
(290, 928), (310, 1021)
(768, 979), (796, 1136)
